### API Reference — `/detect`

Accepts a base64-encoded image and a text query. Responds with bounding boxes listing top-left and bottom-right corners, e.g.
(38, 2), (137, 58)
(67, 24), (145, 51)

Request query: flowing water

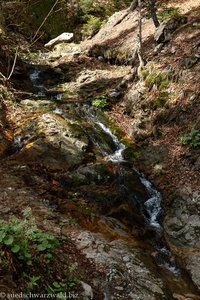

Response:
(84, 107), (181, 273)
(26, 65), (199, 296)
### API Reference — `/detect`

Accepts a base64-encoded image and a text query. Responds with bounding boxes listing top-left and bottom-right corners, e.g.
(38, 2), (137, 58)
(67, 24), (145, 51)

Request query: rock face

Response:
(81, 9), (155, 63)
(164, 187), (200, 247)
(164, 187), (200, 290)
(154, 17), (187, 43)
(45, 32), (74, 48)
(37, 112), (89, 167)
(69, 230), (164, 300)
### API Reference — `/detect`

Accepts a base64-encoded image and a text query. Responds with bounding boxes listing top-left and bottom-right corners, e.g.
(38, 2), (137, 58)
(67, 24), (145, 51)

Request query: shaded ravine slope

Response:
(0, 2), (200, 300)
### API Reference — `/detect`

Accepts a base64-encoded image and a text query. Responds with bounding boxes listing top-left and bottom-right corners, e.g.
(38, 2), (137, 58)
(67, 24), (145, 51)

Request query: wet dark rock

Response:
(29, 65), (67, 87)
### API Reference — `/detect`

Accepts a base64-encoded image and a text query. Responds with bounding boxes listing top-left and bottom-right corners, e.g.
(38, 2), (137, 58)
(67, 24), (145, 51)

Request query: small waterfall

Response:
(82, 106), (181, 275)
(155, 243), (180, 275)
(83, 106), (125, 162)
(29, 67), (41, 86)
(94, 120), (125, 162)
(140, 175), (162, 229)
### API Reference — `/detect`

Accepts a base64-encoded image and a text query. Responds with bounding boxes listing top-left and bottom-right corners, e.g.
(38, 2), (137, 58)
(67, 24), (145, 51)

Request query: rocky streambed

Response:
(0, 44), (200, 300)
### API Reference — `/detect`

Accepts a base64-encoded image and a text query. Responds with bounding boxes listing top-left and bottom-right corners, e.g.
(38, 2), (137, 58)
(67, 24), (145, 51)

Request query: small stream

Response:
(24, 65), (199, 297)
(82, 106), (180, 276)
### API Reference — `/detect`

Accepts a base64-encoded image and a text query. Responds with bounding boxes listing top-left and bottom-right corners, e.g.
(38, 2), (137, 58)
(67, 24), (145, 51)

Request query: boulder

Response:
(81, 9), (155, 63)
(69, 230), (164, 300)
(186, 253), (200, 290)
(45, 32), (74, 48)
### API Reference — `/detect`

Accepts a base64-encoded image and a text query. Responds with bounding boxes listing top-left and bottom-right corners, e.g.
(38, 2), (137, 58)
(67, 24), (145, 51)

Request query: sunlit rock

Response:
(45, 32), (74, 48)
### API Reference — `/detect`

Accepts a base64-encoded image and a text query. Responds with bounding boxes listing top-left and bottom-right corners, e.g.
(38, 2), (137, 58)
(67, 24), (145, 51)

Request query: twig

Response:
(0, 72), (7, 81)
(7, 46), (19, 80)
(0, 46), (19, 83)
(31, 0), (60, 42)
(30, 32), (44, 47)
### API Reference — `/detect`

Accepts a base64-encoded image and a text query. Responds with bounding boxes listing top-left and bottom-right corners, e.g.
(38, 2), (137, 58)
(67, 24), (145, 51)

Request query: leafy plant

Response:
(158, 7), (181, 22)
(26, 275), (41, 290)
(152, 91), (169, 109)
(82, 15), (105, 38)
(46, 281), (66, 294)
(145, 71), (169, 90)
(92, 94), (108, 109)
(180, 126), (200, 148)
(0, 207), (59, 265)
(46, 278), (77, 299)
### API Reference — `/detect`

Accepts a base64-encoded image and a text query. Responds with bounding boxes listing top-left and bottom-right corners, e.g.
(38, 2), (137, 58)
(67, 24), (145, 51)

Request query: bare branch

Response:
(31, 0), (60, 42)
(7, 46), (19, 81)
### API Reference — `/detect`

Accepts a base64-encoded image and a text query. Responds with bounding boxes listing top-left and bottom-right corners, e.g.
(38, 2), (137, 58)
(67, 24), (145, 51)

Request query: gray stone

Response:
(154, 17), (187, 43)
(70, 230), (164, 300)
(186, 253), (200, 290)
(45, 32), (74, 48)
(80, 281), (93, 300)
(108, 90), (121, 99)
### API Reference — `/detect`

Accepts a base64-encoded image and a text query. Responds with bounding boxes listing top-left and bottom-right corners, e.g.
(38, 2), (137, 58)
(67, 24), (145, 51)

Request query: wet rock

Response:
(69, 163), (113, 186)
(97, 216), (130, 239)
(38, 112), (88, 163)
(20, 99), (54, 111)
(45, 32), (74, 48)
(155, 17), (187, 43)
(186, 253), (200, 290)
(108, 90), (121, 99)
(164, 188), (200, 247)
(70, 230), (164, 300)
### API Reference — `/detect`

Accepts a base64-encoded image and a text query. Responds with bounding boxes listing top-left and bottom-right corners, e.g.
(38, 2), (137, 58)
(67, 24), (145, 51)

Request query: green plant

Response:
(26, 275), (41, 290)
(158, 7), (181, 22)
(67, 217), (77, 225)
(180, 126), (200, 148)
(145, 71), (169, 90)
(0, 207), (59, 265)
(152, 91), (169, 108)
(46, 278), (77, 299)
(46, 281), (66, 294)
(82, 15), (105, 37)
(92, 94), (108, 109)
(193, 21), (200, 29)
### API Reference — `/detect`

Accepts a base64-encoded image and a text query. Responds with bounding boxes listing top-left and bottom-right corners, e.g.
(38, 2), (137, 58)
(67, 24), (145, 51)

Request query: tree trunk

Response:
(137, 0), (145, 78)
(147, 0), (160, 28)
(129, 0), (138, 11)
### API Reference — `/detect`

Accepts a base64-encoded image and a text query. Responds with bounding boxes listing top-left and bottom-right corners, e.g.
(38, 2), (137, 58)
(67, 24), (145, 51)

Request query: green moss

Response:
(145, 71), (169, 90)
(82, 15), (106, 38)
(193, 21), (200, 29)
(151, 91), (169, 109)
(158, 7), (182, 22)
(180, 126), (200, 148)
(92, 94), (109, 109)
(122, 140), (143, 161)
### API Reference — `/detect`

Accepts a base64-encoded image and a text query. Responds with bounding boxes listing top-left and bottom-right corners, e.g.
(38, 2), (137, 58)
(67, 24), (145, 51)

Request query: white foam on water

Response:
(29, 68), (41, 85)
(140, 176), (162, 229)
